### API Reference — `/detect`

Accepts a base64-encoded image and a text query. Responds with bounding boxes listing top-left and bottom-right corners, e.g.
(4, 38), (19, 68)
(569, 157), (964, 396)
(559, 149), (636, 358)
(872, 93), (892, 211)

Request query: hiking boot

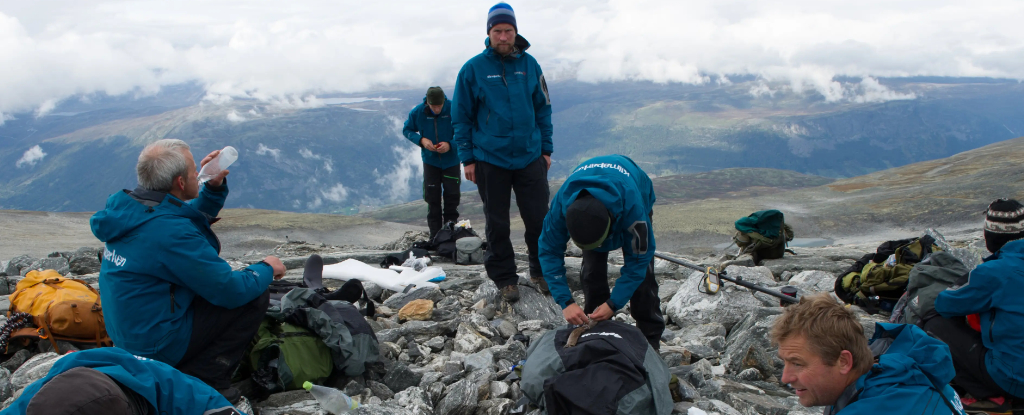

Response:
(531, 276), (550, 295)
(501, 284), (520, 303)
(217, 387), (242, 405)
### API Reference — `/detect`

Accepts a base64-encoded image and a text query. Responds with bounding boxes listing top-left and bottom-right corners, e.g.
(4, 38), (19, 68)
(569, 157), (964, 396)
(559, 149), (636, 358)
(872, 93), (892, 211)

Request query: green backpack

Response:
(835, 236), (941, 312)
(733, 210), (794, 263)
(248, 318), (334, 393)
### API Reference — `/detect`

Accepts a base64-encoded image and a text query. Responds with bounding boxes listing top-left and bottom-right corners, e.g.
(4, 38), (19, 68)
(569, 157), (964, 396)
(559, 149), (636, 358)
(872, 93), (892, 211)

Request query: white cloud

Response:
(321, 183), (348, 203)
(851, 77), (916, 103)
(299, 148), (320, 160)
(1, 1), (1024, 114)
(16, 145), (47, 168)
(255, 143), (281, 161)
(35, 99), (57, 118)
(376, 116), (424, 203)
(226, 110), (246, 122)
(323, 160), (333, 173)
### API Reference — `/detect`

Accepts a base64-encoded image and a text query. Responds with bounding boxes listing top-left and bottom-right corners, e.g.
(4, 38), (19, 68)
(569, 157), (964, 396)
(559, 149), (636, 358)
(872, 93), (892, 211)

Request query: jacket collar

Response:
(827, 382), (861, 415)
(129, 187), (183, 208)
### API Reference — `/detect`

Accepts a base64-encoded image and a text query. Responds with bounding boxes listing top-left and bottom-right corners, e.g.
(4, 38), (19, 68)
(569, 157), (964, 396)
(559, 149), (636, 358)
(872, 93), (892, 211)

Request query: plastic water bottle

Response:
(303, 381), (358, 414)
(197, 146), (238, 184)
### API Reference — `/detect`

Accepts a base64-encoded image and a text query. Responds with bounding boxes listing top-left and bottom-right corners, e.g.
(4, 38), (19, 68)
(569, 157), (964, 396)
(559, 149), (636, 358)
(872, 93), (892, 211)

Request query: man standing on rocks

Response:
(403, 86), (461, 239)
(772, 294), (966, 415)
(91, 139), (286, 403)
(538, 155), (663, 350)
(923, 198), (1024, 412)
(453, 2), (553, 303)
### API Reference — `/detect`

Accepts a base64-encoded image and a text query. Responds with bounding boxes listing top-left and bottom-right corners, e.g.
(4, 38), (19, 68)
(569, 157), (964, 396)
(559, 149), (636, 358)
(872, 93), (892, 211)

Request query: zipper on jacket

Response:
(433, 118), (439, 149)
(989, 309), (996, 343)
(169, 285), (176, 313)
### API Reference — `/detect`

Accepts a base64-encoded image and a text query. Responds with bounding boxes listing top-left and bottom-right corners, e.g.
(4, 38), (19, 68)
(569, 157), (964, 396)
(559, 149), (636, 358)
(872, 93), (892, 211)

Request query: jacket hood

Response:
(90, 188), (197, 243)
(861, 323), (957, 391)
(484, 34), (531, 56)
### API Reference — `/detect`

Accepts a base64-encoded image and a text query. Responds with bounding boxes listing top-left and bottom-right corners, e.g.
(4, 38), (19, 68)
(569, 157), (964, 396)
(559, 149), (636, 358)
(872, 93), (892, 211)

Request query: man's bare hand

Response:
(562, 303), (588, 326)
(420, 138), (437, 152)
(589, 302), (614, 322)
(263, 256), (286, 280)
(543, 154), (551, 170)
(199, 150), (230, 187)
(464, 164), (476, 184)
(436, 142), (450, 153)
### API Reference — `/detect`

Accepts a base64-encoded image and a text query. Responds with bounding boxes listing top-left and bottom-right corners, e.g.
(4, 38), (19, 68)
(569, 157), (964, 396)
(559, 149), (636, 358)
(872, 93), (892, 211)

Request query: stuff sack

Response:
(835, 235), (941, 312)
(520, 320), (673, 415)
(8, 269), (111, 352)
(455, 237), (484, 265)
(894, 252), (969, 326)
(733, 210), (794, 263)
(380, 248), (431, 268)
(248, 318), (334, 392)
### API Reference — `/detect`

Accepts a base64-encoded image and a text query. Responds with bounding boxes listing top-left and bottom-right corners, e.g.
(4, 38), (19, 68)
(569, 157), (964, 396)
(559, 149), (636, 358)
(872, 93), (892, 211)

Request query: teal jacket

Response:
(452, 34), (553, 170)
(90, 182), (274, 365)
(0, 347), (240, 415)
(539, 155), (656, 310)
(829, 323), (965, 415)
(935, 239), (1024, 398)
(403, 98), (460, 169)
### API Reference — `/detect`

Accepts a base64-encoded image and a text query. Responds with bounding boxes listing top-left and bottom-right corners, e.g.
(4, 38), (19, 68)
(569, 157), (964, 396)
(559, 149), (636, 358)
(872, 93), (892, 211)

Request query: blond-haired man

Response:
(771, 294), (965, 414)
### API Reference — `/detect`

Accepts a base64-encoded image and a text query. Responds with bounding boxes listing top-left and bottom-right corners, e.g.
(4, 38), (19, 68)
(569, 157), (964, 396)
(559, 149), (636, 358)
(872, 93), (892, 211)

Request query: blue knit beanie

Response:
(487, 3), (517, 34)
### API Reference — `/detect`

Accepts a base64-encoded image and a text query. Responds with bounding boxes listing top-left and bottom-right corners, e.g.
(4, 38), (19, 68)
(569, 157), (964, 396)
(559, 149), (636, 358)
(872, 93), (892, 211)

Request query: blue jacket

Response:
(830, 323), (966, 415)
(403, 98), (461, 169)
(935, 239), (1024, 398)
(539, 155), (656, 310)
(0, 347), (240, 415)
(90, 183), (274, 365)
(452, 34), (553, 170)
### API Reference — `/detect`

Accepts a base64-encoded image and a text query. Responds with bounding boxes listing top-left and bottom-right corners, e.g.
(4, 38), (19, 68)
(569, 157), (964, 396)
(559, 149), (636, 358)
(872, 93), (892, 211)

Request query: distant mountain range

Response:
(2, 77), (1022, 213)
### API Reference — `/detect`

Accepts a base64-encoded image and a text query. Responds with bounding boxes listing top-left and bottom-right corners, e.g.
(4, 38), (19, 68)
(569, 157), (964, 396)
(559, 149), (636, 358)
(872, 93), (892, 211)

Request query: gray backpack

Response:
(897, 252), (969, 326)
(455, 237), (484, 265)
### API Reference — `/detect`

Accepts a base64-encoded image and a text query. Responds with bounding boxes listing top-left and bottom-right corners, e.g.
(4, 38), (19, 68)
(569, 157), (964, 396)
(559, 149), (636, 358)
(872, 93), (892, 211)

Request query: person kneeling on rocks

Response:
(538, 154), (663, 350)
(922, 198), (1024, 412)
(90, 139), (286, 403)
(772, 293), (966, 415)
(3, 347), (243, 415)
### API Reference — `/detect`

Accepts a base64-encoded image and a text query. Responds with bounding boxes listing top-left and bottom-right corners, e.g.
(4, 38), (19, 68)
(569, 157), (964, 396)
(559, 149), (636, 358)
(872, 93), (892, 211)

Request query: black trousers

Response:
(475, 157), (549, 288)
(922, 314), (1014, 399)
(177, 290), (270, 390)
(423, 164), (461, 237)
(581, 249), (665, 350)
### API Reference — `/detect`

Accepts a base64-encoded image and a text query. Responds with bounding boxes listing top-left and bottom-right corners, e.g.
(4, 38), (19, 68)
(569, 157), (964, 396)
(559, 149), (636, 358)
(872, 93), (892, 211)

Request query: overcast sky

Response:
(2, 0), (1023, 117)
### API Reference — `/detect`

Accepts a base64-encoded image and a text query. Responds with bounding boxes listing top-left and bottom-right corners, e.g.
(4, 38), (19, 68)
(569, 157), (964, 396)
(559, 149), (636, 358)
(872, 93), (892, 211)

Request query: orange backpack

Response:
(8, 269), (112, 353)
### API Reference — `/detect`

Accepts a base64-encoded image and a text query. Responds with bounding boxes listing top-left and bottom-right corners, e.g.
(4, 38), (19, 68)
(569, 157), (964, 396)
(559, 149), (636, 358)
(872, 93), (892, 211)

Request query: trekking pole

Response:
(654, 252), (799, 305)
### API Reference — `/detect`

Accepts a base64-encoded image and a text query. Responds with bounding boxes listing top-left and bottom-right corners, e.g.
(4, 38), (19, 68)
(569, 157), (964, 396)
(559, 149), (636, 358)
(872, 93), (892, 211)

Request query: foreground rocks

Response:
(0, 229), (983, 414)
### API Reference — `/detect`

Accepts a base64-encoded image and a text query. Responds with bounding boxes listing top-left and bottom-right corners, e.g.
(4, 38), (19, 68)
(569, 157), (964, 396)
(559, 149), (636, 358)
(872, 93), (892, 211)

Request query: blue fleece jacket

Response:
(403, 98), (461, 169)
(830, 323), (965, 415)
(935, 239), (1024, 398)
(90, 182), (274, 365)
(0, 347), (239, 415)
(452, 34), (553, 170)
(539, 155), (656, 310)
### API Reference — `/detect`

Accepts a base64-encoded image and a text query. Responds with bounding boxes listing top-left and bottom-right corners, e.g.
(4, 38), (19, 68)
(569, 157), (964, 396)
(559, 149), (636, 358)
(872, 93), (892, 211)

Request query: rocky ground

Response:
(0, 227), (989, 415)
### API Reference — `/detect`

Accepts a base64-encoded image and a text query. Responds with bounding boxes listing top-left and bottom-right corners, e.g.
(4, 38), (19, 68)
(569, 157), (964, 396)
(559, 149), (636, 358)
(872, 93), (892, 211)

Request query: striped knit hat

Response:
(487, 3), (517, 34)
(984, 198), (1024, 253)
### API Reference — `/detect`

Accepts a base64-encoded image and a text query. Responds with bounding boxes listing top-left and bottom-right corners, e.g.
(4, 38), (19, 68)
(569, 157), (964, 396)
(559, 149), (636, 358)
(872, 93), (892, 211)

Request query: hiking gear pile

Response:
(890, 251), (969, 326)
(835, 235), (941, 312)
(732, 209), (794, 263)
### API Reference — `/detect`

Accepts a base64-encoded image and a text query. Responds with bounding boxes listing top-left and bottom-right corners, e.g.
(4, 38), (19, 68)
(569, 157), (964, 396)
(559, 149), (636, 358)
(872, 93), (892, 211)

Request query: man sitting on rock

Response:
(923, 198), (1024, 412)
(772, 293), (965, 415)
(3, 347), (243, 415)
(91, 139), (286, 403)
(538, 154), (663, 350)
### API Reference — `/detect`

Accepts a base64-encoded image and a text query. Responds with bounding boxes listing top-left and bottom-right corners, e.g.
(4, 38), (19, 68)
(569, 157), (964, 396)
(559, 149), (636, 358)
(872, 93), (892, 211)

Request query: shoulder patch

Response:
(628, 221), (649, 255)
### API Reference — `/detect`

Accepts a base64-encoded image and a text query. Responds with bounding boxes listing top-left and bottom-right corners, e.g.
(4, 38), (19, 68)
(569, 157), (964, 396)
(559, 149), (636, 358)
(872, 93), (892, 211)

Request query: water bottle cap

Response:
(303, 381), (313, 391)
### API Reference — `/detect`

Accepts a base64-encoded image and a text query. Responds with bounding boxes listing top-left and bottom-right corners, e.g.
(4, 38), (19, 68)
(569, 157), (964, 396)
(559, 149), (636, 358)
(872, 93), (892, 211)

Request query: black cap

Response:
(29, 367), (132, 415)
(985, 198), (1024, 253)
(426, 87), (445, 106)
(566, 192), (611, 249)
